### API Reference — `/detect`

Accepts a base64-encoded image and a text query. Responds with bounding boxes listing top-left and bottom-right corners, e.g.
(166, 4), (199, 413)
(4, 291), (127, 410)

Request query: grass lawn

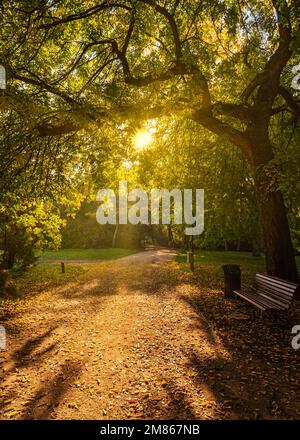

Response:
(0, 248), (141, 298)
(38, 248), (141, 261)
(5, 264), (86, 297)
(3, 249), (300, 302)
(176, 250), (300, 289)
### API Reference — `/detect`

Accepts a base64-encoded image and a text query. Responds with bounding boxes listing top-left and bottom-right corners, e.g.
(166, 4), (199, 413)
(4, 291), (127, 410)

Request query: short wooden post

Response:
(190, 236), (195, 272)
(187, 251), (194, 272)
(190, 252), (194, 272)
(61, 262), (65, 274)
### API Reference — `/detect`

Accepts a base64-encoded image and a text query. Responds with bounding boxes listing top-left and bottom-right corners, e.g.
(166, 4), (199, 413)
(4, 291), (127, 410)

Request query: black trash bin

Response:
(222, 264), (241, 299)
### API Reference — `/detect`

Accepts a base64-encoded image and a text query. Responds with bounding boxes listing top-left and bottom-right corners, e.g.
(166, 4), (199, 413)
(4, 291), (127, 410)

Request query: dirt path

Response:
(0, 253), (299, 420)
(120, 248), (178, 264)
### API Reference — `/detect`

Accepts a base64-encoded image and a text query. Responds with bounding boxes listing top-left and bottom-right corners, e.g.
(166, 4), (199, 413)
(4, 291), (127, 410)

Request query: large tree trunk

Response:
(245, 123), (299, 282)
(250, 135), (298, 281)
(255, 183), (298, 282)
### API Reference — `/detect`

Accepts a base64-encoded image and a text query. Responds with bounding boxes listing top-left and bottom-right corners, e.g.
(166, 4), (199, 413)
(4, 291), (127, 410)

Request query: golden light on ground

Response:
(133, 129), (152, 151)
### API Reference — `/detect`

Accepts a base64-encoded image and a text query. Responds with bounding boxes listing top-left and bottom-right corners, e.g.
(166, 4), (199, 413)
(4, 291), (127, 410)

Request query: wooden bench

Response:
(234, 273), (300, 317)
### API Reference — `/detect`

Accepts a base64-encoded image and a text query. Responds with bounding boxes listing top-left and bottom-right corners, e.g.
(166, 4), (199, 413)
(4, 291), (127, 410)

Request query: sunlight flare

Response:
(132, 129), (152, 151)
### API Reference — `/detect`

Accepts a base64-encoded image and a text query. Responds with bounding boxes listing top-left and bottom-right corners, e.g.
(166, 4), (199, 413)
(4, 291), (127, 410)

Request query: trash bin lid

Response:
(222, 264), (241, 272)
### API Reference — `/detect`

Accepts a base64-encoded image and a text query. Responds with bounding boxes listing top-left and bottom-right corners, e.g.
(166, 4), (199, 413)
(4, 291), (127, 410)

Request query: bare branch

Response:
(52, 40), (114, 84)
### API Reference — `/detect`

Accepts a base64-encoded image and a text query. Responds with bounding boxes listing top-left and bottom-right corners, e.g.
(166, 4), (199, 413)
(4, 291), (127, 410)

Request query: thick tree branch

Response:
(241, 0), (292, 114)
(11, 70), (80, 106)
(278, 86), (300, 118)
(253, 0), (292, 114)
(241, 73), (265, 103)
(36, 122), (79, 137)
(122, 14), (135, 55)
(192, 109), (251, 161)
(122, 62), (200, 86)
(212, 102), (253, 121)
(34, 100), (189, 137)
(271, 104), (288, 115)
(140, 0), (182, 61)
(38, 2), (132, 30)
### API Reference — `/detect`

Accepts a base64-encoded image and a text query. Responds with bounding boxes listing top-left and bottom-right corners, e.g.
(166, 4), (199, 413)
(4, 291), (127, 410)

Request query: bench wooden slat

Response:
(256, 274), (297, 307)
(234, 290), (284, 310)
(256, 274), (298, 292)
(256, 280), (294, 296)
(256, 284), (294, 301)
(234, 273), (299, 315)
(236, 290), (284, 309)
(256, 285), (292, 304)
(234, 290), (268, 311)
(256, 282), (294, 298)
(257, 291), (290, 309)
(256, 272), (299, 288)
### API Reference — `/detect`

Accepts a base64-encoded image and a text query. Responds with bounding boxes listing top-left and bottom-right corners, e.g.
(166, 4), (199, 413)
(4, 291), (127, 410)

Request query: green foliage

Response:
(132, 118), (261, 250)
(60, 201), (145, 249)
(0, 0), (299, 270)
(176, 250), (300, 289)
(0, 194), (64, 270)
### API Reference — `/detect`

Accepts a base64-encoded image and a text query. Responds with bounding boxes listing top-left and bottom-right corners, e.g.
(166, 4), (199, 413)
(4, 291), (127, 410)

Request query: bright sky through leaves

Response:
(133, 130), (153, 151)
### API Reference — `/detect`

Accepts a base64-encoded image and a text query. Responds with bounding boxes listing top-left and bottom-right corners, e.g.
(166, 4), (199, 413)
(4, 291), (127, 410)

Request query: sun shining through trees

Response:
(1, 0), (300, 426)
(132, 129), (153, 152)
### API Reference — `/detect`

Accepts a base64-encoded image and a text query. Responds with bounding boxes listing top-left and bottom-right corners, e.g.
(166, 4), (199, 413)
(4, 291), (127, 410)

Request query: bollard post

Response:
(187, 251), (194, 272)
(61, 262), (65, 274)
(190, 252), (194, 272)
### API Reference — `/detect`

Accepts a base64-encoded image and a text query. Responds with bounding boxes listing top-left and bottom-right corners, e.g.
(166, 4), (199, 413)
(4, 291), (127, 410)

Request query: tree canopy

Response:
(0, 0), (299, 279)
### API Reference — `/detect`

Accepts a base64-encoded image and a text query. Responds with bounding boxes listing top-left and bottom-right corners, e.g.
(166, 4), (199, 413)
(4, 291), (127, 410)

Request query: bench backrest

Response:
(255, 273), (299, 309)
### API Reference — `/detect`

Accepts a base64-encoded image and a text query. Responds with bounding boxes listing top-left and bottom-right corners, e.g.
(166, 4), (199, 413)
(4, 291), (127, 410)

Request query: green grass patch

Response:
(14, 264), (85, 282)
(6, 264), (86, 297)
(176, 250), (265, 266)
(176, 250), (300, 290)
(38, 248), (141, 261)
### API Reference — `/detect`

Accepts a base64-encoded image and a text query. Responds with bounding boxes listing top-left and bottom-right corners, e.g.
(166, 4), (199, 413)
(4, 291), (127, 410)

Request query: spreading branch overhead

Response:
(1, 0), (297, 144)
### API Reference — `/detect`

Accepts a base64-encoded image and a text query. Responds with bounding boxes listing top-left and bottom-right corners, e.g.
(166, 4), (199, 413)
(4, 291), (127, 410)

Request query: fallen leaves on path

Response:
(0, 260), (299, 420)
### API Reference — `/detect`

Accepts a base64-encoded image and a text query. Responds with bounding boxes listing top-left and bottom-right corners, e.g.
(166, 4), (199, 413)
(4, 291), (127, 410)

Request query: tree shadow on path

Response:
(181, 290), (300, 419)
